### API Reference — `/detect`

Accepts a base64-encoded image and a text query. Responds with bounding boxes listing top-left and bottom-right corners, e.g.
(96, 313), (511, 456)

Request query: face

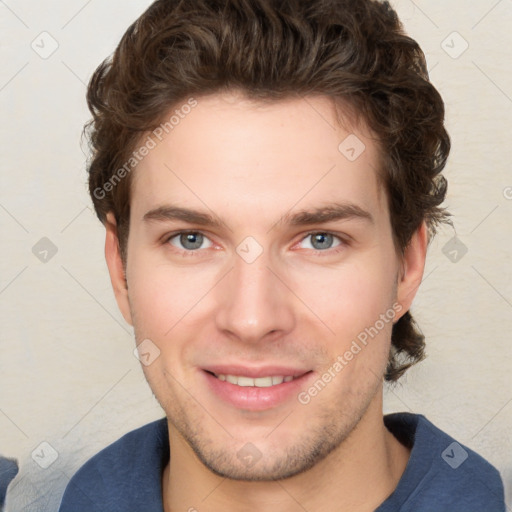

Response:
(106, 92), (424, 480)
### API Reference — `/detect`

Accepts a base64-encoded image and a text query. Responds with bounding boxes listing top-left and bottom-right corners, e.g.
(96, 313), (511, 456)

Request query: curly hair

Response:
(85, 0), (450, 381)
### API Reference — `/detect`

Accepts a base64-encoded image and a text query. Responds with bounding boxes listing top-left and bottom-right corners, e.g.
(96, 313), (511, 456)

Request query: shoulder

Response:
(380, 413), (505, 512)
(0, 456), (18, 508)
(59, 418), (168, 512)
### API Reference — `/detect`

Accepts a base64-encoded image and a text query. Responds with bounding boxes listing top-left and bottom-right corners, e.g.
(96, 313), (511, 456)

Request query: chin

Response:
(176, 415), (353, 482)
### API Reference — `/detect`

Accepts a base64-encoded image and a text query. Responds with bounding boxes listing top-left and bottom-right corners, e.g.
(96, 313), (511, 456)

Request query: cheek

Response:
(126, 256), (219, 375)
(127, 246), (210, 331)
(307, 265), (397, 394)
(293, 256), (398, 341)
(128, 276), (176, 338)
(127, 268), (199, 390)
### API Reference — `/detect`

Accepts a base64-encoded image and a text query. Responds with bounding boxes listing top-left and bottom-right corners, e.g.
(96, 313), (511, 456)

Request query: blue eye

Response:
(300, 232), (343, 251)
(167, 231), (213, 251)
(164, 230), (345, 256)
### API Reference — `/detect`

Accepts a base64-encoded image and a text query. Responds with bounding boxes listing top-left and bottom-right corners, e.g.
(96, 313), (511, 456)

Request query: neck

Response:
(163, 392), (410, 512)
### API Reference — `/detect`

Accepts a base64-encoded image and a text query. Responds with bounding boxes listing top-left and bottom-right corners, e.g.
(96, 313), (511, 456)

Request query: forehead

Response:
(130, 92), (387, 227)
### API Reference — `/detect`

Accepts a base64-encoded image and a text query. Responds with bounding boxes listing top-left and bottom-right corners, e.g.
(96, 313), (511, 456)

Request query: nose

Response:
(214, 247), (296, 344)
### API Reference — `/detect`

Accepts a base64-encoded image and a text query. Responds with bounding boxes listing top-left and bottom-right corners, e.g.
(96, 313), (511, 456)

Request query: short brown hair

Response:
(85, 0), (450, 381)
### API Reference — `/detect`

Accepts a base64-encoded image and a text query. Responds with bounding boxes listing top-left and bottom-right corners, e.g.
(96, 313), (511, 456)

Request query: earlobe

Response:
(104, 213), (133, 326)
(395, 221), (428, 318)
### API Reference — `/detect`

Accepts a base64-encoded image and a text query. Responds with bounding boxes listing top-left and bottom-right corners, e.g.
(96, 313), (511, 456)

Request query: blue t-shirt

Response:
(59, 413), (505, 511)
(0, 456), (18, 509)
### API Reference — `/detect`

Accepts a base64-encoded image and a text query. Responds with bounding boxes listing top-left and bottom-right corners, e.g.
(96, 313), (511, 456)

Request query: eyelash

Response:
(163, 230), (348, 257)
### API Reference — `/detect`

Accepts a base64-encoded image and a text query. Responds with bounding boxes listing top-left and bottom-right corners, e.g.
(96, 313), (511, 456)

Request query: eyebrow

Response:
(142, 202), (374, 229)
(281, 202), (373, 227)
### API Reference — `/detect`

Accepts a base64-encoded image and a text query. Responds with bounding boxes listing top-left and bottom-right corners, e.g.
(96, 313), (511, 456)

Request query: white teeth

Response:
(237, 376), (255, 387)
(255, 377), (274, 387)
(226, 375), (238, 385)
(215, 374), (295, 387)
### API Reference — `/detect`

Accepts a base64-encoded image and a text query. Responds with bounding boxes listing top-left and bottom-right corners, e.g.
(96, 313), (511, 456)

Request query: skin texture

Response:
(104, 92), (427, 511)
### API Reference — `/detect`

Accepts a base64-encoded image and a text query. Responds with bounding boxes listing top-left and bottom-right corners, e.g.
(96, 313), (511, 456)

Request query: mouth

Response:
(205, 371), (299, 387)
(202, 367), (314, 410)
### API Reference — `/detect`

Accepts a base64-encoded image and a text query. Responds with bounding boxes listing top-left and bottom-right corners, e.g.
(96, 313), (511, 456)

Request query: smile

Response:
(203, 368), (314, 410)
(213, 374), (295, 387)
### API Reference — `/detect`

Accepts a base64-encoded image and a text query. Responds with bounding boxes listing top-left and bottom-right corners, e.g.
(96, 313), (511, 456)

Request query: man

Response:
(59, 0), (506, 510)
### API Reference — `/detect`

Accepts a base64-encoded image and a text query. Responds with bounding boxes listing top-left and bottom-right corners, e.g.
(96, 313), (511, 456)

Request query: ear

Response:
(395, 221), (428, 319)
(104, 212), (133, 326)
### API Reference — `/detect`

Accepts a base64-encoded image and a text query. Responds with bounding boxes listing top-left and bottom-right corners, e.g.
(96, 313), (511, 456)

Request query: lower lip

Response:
(203, 371), (313, 411)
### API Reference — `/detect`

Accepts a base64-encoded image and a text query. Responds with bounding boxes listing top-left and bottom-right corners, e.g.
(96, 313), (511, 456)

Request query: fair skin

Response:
(105, 92), (427, 512)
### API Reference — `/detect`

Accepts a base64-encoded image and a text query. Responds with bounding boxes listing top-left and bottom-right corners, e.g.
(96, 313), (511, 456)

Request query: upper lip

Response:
(203, 365), (311, 378)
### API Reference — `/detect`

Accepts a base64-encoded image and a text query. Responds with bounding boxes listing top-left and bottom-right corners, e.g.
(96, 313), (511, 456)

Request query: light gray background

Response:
(1, 1), (511, 510)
